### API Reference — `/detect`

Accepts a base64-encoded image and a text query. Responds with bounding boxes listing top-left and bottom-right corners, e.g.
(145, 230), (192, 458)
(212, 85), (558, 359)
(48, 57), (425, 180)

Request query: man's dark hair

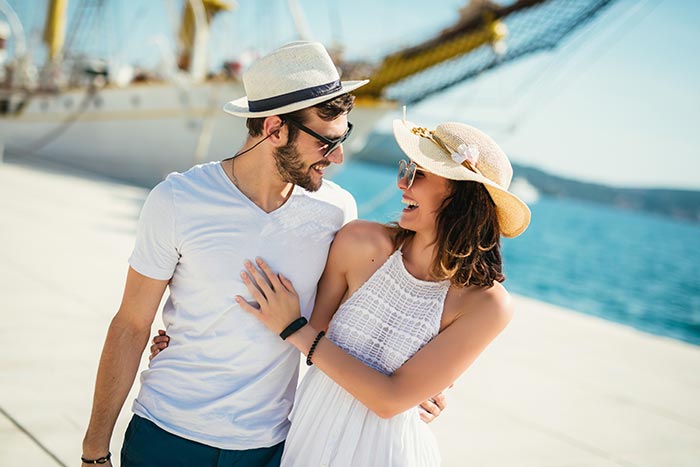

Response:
(245, 93), (355, 142)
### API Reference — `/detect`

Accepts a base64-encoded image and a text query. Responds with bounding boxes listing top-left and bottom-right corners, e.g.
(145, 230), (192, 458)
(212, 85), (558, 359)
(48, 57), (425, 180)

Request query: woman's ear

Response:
(263, 116), (287, 147)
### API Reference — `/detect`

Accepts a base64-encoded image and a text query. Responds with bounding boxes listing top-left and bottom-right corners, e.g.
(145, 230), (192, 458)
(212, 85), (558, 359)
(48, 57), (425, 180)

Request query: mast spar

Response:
(342, 0), (618, 106)
(43, 0), (68, 63)
(178, 0), (235, 81)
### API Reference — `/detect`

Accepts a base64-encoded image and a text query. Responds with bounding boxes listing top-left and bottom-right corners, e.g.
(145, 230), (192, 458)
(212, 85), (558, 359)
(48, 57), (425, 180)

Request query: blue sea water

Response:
(330, 160), (700, 345)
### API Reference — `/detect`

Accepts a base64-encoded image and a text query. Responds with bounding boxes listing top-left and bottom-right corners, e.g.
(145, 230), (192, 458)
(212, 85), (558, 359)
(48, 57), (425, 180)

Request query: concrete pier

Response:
(1, 157), (699, 466)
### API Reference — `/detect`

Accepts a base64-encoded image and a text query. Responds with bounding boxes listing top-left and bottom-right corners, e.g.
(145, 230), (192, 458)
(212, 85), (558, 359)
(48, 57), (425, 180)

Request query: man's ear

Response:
(263, 116), (286, 147)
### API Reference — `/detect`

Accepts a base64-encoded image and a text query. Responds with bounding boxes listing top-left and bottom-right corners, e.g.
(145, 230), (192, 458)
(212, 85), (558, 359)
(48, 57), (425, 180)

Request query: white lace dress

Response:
(281, 249), (449, 467)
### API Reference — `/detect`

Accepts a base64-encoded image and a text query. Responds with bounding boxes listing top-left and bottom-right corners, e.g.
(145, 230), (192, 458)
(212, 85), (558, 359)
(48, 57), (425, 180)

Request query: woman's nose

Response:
(397, 176), (409, 191)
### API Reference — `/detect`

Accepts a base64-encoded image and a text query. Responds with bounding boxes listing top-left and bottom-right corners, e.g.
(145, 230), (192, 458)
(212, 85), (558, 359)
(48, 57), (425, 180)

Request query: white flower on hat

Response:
(451, 143), (480, 167)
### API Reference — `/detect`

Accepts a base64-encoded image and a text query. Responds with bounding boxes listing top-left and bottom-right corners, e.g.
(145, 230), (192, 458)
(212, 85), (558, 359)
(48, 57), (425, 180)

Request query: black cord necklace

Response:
(225, 127), (282, 186)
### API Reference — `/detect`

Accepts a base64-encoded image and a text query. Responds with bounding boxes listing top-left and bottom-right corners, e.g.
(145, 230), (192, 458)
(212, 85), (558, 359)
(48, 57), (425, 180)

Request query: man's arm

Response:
(81, 267), (169, 463)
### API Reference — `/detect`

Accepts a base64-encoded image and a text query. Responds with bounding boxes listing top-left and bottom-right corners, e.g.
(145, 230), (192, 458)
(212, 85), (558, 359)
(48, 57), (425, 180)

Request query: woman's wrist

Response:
(279, 317), (308, 340)
(287, 324), (318, 354)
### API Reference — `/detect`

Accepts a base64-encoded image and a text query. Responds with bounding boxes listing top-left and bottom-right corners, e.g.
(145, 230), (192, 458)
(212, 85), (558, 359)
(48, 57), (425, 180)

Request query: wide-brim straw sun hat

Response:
(224, 41), (369, 118)
(393, 119), (531, 238)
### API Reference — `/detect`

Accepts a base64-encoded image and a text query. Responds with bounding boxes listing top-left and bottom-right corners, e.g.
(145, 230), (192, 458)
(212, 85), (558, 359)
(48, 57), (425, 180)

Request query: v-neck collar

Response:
(217, 162), (301, 216)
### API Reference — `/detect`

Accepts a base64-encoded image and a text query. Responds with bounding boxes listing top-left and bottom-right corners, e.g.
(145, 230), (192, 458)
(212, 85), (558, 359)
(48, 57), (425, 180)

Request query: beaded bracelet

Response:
(81, 451), (111, 464)
(279, 317), (308, 340)
(306, 330), (325, 366)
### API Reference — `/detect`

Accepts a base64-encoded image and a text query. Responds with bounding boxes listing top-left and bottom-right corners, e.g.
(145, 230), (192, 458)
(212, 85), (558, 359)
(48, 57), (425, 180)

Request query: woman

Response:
(153, 119), (530, 466)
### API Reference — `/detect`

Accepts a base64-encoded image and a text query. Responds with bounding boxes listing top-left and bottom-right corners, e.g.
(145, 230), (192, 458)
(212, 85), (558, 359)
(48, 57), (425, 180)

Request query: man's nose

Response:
(327, 145), (344, 164)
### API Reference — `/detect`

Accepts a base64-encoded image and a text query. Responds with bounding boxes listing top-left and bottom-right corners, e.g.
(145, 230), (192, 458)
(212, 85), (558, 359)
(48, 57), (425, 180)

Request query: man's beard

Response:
(274, 142), (325, 192)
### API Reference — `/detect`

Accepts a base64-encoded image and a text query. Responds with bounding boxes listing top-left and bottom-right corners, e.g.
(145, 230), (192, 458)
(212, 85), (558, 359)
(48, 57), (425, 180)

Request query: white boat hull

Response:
(0, 81), (391, 186)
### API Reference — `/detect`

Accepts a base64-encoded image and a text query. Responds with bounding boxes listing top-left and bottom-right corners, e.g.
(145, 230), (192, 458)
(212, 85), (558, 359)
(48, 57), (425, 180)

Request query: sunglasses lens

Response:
(398, 160), (416, 188)
(398, 160), (406, 184)
(322, 122), (353, 158)
(324, 141), (341, 158)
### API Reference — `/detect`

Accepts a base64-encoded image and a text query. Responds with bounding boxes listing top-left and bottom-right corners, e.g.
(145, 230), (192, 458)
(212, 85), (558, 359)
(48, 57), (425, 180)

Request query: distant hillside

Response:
(353, 133), (700, 223)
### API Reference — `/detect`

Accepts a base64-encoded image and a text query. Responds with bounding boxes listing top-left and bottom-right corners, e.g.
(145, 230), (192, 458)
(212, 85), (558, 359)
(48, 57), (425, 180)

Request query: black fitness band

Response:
(279, 317), (308, 340)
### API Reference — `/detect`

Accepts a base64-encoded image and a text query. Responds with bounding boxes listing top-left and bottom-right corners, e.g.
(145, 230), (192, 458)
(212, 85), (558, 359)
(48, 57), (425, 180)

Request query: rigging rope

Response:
(345, 0), (620, 105)
(5, 87), (96, 157)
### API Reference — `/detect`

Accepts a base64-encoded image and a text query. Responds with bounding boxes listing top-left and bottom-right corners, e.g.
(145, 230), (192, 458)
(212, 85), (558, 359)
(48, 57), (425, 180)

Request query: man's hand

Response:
(419, 391), (447, 423)
(149, 329), (170, 360)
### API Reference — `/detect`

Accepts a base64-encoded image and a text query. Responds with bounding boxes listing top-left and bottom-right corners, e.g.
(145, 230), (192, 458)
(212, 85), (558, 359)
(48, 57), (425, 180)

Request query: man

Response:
(82, 41), (443, 467)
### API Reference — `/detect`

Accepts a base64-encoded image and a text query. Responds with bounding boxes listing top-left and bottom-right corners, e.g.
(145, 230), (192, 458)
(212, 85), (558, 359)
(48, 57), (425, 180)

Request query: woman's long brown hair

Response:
(389, 180), (504, 288)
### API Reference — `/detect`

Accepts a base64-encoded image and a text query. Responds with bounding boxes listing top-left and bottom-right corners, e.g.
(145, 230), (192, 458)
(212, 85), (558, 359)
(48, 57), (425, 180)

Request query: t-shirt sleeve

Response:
(128, 180), (179, 280)
(342, 190), (358, 225)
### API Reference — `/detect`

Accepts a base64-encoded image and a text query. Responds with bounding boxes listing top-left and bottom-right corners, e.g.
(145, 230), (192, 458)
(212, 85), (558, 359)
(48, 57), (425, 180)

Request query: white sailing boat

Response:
(1, 77), (389, 187)
(0, 0), (392, 186)
(0, 0), (621, 186)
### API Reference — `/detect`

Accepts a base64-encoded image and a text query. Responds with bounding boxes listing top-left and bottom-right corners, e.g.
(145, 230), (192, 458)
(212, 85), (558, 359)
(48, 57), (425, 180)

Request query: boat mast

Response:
(178, 0), (234, 81)
(43, 0), (68, 64)
(287, 0), (312, 41)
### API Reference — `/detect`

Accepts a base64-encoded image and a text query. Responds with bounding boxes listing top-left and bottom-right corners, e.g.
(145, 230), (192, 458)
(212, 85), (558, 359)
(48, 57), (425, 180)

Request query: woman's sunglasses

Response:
(397, 160), (426, 189)
(284, 118), (354, 158)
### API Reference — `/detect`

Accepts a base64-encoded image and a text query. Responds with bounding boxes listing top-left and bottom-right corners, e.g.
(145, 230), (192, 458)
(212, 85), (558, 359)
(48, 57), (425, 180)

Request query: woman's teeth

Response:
(402, 199), (419, 211)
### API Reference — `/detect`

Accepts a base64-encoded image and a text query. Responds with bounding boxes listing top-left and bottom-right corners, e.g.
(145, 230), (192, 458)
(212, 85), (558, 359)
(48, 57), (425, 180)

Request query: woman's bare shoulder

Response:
(333, 220), (395, 257)
(328, 221), (396, 285)
(443, 282), (514, 330)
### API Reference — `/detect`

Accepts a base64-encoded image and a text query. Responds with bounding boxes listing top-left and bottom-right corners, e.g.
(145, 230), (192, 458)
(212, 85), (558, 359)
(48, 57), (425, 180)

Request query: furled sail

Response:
(345, 0), (617, 105)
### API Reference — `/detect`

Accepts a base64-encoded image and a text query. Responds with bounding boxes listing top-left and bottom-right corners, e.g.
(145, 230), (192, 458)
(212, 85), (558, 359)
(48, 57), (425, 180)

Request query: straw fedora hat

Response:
(224, 41), (369, 118)
(393, 119), (531, 238)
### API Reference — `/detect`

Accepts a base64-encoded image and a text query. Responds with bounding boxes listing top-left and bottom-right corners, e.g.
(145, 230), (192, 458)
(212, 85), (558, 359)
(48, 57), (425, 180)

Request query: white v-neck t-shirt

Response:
(128, 161), (357, 450)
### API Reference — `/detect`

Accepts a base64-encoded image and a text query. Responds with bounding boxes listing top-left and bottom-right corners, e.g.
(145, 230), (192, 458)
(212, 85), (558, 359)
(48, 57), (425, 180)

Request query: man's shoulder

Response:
(166, 161), (221, 184)
(305, 179), (354, 203)
(152, 162), (224, 197)
(300, 179), (357, 222)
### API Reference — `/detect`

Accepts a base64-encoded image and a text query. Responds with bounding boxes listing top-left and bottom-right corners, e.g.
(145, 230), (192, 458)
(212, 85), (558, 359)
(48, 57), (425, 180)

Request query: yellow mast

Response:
(178, 0), (234, 72)
(356, 15), (507, 100)
(43, 0), (68, 62)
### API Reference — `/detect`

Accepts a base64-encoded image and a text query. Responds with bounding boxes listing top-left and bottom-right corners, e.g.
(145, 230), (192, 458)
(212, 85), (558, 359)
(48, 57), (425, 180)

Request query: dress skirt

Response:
(280, 366), (441, 467)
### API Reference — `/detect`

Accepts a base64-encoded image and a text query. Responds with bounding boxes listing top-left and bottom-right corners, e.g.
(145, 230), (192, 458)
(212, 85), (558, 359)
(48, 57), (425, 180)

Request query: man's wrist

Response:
(82, 436), (110, 459)
(81, 451), (112, 464)
(81, 448), (110, 459)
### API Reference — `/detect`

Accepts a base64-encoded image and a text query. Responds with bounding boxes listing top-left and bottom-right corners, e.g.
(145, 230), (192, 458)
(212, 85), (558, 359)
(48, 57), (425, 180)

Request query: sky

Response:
(6, 0), (700, 189)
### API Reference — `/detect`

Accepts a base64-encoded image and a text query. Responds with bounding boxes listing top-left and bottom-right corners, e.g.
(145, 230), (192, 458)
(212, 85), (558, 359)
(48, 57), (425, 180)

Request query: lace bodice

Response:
(326, 249), (450, 375)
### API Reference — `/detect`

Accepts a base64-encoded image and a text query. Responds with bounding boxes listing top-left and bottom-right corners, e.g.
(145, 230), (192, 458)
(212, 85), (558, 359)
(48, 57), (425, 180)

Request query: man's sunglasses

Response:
(283, 117), (353, 158)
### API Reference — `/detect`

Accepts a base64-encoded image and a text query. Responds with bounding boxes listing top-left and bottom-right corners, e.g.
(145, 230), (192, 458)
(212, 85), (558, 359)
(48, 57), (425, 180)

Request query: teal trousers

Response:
(120, 415), (285, 467)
